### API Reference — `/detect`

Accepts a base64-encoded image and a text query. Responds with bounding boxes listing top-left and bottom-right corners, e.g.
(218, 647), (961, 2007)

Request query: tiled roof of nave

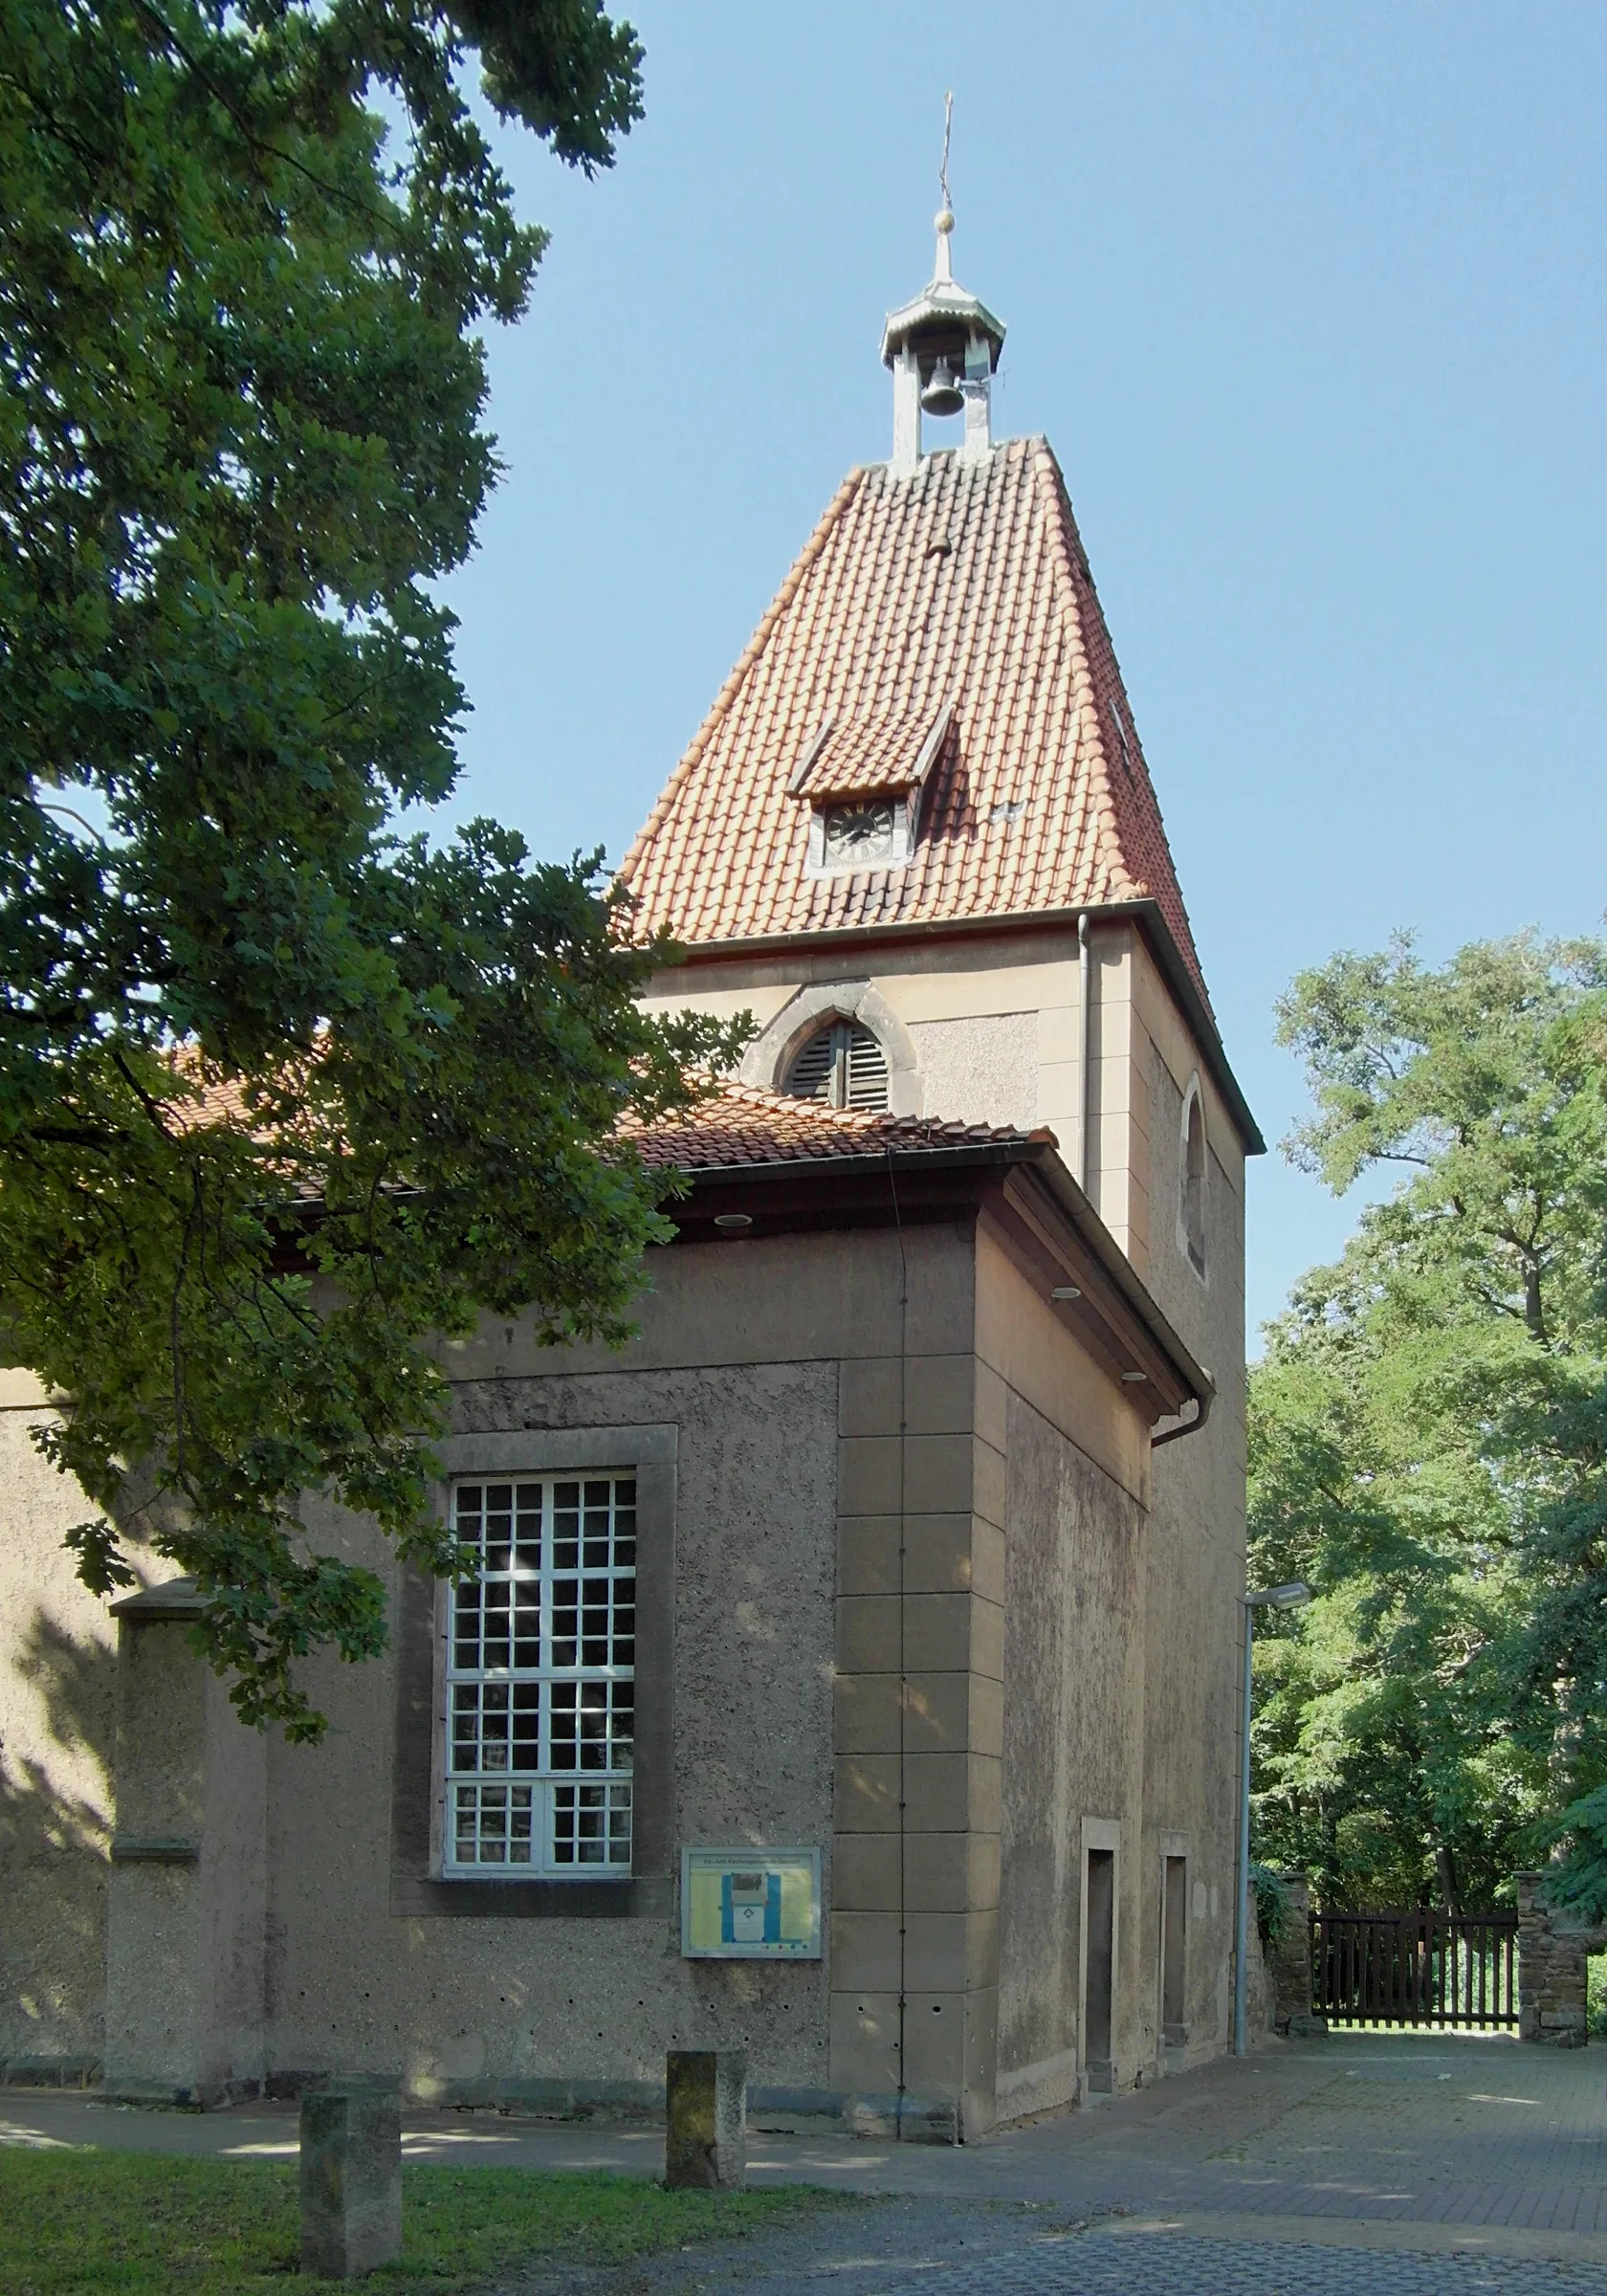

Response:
(622, 1081), (1043, 1171)
(620, 434), (1210, 1007)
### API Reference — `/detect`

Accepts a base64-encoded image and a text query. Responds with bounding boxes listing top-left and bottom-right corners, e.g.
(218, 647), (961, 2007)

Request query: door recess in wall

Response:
(1162, 1855), (1188, 2048)
(1084, 1846), (1115, 2093)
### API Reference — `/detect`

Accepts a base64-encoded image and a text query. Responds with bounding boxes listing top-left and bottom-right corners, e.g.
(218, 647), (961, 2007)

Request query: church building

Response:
(0, 211), (1261, 2141)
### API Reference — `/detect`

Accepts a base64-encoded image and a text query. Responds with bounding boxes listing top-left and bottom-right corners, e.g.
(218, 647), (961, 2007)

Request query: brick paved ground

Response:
(619, 2216), (1607, 2293)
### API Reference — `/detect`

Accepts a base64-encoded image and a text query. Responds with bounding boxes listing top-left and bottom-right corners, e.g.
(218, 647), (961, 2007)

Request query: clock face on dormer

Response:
(822, 800), (895, 862)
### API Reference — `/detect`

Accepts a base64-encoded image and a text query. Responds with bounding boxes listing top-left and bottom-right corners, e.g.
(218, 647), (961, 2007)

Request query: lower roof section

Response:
(631, 1084), (1213, 1444)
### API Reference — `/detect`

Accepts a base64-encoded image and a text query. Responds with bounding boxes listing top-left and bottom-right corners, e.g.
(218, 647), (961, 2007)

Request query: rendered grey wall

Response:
(0, 1398), (116, 2077)
(1138, 1047), (1249, 2066)
(907, 1012), (1039, 1130)
(996, 1391), (1146, 2118)
(254, 1226), (974, 2104)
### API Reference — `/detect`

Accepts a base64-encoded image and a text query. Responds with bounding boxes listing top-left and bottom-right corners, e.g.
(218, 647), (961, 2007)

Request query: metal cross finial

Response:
(935, 92), (955, 281)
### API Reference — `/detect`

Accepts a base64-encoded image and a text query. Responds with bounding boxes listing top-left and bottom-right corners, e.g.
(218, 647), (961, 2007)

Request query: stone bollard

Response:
(299, 2084), (403, 2278)
(665, 2050), (746, 2190)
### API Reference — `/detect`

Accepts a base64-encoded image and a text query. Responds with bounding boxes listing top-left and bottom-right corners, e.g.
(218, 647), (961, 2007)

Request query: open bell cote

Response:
(881, 208), (1006, 477)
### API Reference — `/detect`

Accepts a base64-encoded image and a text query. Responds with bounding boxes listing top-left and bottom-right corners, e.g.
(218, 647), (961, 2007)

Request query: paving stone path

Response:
(11, 2032), (1607, 2290)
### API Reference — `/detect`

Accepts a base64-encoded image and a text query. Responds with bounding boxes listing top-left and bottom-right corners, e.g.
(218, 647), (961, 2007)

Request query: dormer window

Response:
(787, 700), (953, 880)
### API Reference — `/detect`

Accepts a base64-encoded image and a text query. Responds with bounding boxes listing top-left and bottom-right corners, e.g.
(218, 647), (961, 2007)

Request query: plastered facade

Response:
(0, 1381), (120, 2080)
(641, 910), (1253, 2113)
(3, 914), (1249, 2137)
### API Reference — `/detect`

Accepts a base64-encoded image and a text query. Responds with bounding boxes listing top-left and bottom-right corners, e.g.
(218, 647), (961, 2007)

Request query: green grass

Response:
(0, 2147), (850, 2294)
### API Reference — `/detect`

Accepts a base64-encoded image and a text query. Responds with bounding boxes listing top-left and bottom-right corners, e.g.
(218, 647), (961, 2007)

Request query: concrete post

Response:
(299, 2086), (403, 2278)
(665, 2050), (746, 2190)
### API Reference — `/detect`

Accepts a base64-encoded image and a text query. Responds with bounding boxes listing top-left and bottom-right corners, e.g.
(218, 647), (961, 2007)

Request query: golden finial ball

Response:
(936, 207), (955, 235)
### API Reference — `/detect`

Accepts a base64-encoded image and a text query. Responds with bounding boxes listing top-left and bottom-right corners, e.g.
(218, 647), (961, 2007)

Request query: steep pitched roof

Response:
(621, 435), (1210, 1005)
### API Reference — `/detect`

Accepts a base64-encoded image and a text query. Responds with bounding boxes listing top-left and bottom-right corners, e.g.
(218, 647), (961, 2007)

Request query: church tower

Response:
(622, 191), (1263, 2118)
(622, 210), (1261, 1269)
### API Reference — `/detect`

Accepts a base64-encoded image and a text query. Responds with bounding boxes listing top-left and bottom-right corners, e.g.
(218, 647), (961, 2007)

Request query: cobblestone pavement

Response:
(614, 2214), (1607, 2294)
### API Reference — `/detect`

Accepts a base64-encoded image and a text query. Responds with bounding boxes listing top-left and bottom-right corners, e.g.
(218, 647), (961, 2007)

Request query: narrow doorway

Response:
(1084, 1846), (1115, 2091)
(1162, 1855), (1188, 2046)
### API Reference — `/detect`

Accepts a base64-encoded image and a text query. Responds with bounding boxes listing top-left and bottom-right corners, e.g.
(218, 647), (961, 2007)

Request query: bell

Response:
(920, 359), (963, 418)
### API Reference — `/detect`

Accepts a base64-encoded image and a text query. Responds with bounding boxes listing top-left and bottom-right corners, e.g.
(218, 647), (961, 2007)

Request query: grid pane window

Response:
(445, 1476), (635, 1876)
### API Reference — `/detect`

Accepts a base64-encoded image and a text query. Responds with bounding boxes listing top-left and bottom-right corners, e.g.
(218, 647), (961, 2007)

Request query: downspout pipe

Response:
(1077, 912), (1091, 1193)
(1233, 1597), (1254, 2056)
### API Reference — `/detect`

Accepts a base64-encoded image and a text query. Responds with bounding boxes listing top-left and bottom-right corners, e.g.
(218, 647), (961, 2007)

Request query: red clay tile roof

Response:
(787, 698), (952, 805)
(623, 1082), (1045, 1171)
(621, 435), (1209, 1006)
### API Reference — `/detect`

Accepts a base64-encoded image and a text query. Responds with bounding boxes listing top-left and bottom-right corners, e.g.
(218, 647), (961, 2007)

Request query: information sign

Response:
(679, 1847), (822, 1960)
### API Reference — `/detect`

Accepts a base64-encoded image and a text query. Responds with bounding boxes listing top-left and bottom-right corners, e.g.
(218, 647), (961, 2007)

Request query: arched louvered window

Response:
(783, 1019), (890, 1113)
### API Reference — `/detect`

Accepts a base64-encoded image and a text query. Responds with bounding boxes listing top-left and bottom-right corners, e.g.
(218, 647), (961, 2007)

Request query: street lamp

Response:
(1233, 1580), (1311, 2057)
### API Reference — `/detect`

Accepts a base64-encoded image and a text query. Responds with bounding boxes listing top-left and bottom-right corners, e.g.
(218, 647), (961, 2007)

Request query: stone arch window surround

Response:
(739, 981), (922, 1118)
(1178, 1071), (1208, 1283)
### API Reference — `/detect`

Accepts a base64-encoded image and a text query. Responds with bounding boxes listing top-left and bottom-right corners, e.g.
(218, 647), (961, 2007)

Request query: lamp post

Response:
(1234, 1580), (1310, 2057)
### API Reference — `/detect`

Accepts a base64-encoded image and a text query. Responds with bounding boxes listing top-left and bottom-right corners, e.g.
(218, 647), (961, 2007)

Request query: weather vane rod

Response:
(938, 90), (954, 221)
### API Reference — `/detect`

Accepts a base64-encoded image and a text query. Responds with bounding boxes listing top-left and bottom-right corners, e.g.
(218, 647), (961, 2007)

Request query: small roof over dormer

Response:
(785, 700), (953, 807)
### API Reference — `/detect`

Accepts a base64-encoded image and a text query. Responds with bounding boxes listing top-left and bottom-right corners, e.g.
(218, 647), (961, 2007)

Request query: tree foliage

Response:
(1247, 933), (1607, 1908)
(0, 0), (746, 1737)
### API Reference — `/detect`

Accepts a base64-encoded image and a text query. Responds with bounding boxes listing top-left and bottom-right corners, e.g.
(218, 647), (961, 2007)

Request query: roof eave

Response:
(665, 1134), (1213, 1430)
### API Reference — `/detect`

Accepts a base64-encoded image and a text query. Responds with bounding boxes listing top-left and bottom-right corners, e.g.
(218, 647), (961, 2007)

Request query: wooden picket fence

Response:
(1310, 1909), (1519, 2030)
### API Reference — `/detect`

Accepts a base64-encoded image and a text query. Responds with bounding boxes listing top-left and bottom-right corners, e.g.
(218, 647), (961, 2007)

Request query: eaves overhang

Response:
(663, 1133), (1214, 1446)
(652, 897), (1265, 1159)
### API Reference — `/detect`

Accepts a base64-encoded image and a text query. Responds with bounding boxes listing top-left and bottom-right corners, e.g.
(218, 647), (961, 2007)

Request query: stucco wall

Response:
(996, 1387), (1146, 2119)
(0, 1387), (118, 2076)
(260, 1349), (841, 2100)
(1134, 1004), (1248, 2069)
(641, 932), (1085, 1149)
(907, 1012), (1038, 1130)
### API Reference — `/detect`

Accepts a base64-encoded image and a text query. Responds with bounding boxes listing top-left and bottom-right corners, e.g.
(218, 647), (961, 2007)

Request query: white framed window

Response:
(444, 1475), (635, 1878)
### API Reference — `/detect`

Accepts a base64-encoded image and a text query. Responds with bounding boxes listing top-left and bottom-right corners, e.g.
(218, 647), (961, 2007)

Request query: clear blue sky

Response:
(431, 1), (1607, 1346)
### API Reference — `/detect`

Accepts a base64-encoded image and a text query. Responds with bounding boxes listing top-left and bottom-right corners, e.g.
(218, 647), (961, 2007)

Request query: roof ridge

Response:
(1029, 445), (1211, 1008)
(617, 466), (869, 896)
(1026, 445), (1137, 915)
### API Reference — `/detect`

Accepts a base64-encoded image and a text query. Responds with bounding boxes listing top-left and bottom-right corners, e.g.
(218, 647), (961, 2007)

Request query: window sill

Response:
(392, 1872), (672, 1921)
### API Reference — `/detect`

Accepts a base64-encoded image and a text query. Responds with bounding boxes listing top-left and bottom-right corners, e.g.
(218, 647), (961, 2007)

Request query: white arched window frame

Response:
(1178, 1074), (1207, 1281)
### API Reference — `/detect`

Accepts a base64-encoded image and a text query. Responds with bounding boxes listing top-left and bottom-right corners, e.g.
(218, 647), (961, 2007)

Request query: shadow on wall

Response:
(0, 1609), (117, 2081)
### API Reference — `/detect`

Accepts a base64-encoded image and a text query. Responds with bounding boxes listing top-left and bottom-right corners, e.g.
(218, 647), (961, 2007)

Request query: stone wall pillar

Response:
(104, 1580), (266, 2102)
(1269, 1871), (1325, 2037)
(1516, 1870), (1604, 2047)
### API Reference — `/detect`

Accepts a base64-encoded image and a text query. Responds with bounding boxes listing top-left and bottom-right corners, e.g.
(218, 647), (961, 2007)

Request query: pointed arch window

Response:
(1180, 1081), (1207, 1279)
(783, 1019), (890, 1113)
